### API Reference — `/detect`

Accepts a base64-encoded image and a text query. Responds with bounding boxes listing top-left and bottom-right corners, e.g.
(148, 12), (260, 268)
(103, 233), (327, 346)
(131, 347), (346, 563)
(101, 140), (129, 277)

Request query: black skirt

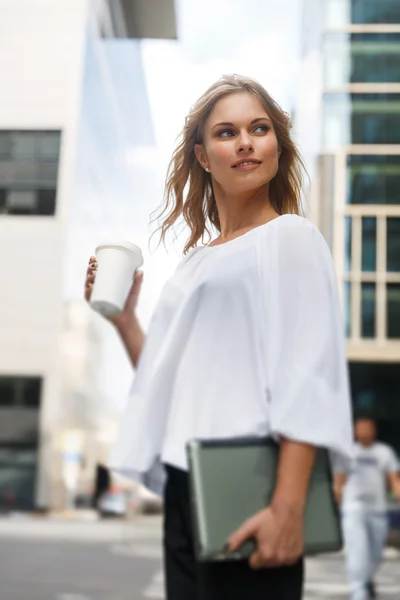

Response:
(163, 464), (304, 600)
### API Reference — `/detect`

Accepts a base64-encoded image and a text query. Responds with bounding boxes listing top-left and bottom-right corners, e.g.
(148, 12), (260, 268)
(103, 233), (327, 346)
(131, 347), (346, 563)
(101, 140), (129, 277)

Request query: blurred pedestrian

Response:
(92, 463), (111, 513)
(85, 75), (353, 599)
(335, 417), (400, 600)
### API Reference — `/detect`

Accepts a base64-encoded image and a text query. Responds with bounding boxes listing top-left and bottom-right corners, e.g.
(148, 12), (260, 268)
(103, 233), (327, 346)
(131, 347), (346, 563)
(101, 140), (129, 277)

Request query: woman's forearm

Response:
(270, 439), (317, 514)
(115, 316), (146, 369)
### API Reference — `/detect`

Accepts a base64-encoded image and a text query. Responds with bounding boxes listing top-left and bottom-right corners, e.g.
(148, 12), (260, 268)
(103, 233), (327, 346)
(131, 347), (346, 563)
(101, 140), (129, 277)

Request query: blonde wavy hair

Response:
(153, 74), (306, 254)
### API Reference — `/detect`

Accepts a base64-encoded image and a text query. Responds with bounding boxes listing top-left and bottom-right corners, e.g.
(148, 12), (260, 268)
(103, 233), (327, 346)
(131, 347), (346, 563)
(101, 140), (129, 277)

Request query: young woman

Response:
(85, 75), (353, 599)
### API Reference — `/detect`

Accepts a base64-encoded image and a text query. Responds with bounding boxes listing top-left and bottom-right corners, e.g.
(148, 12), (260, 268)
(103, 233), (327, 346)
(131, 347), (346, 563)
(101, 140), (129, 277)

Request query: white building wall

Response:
(0, 0), (172, 508)
(0, 0), (90, 507)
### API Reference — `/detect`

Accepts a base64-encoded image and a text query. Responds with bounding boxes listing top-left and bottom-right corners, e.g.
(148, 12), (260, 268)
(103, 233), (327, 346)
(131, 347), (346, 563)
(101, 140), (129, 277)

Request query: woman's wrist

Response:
(270, 439), (316, 516)
(270, 490), (306, 517)
(113, 312), (145, 369)
(112, 311), (140, 334)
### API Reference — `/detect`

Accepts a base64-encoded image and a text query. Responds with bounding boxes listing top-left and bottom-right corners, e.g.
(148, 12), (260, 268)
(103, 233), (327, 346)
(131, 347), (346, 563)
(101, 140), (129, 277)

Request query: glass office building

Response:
(299, 0), (400, 451)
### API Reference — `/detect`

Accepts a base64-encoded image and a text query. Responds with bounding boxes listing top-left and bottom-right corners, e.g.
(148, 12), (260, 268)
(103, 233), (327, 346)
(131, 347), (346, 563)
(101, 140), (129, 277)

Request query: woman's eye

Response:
(254, 125), (269, 133)
(217, 129), (234, 138)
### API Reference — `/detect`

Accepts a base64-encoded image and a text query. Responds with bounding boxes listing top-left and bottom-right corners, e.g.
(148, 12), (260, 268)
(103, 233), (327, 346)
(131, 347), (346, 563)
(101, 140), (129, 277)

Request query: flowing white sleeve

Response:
(263, 219), (353, 462)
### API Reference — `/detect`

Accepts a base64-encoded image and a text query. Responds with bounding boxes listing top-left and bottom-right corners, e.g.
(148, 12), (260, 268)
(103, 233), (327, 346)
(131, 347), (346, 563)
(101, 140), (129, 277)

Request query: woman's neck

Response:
(213, 184), (278, 242)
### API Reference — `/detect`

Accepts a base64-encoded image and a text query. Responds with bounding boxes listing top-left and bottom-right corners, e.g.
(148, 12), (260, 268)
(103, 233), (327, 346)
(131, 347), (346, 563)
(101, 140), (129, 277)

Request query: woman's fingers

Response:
(249, 551), (264, 570)
(84, 281), (93, 301)
(85, 256), (98, 301)
(87, 257), (98, 276)
(124, 270), (143, 311)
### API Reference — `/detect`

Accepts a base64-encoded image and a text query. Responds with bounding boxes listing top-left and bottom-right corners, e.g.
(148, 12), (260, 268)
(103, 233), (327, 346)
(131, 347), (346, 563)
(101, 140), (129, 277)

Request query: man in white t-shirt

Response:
(335, 418), (400, 600)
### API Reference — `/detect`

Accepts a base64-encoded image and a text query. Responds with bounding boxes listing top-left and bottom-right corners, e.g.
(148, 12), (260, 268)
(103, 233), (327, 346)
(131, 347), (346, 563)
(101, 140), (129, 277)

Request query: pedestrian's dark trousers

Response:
(163, 464), (304, 600)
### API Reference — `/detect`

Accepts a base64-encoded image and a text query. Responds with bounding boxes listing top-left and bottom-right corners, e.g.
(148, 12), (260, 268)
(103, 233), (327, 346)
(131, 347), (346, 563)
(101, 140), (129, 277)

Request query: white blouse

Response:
(109, 214), (353, 494)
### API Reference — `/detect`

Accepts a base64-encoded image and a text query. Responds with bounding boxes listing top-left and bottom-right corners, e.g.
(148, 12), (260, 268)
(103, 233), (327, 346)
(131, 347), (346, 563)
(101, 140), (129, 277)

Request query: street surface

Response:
(0, 514), (399, 599)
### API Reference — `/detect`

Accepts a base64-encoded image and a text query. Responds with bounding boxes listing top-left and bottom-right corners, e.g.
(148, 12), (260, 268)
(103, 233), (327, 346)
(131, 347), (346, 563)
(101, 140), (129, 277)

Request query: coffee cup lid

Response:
(95, 241), (143, 257)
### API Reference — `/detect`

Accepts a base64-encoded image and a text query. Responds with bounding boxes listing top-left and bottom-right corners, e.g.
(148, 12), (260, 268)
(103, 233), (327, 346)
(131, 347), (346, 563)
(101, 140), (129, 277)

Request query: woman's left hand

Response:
(228, 503), (304, 569)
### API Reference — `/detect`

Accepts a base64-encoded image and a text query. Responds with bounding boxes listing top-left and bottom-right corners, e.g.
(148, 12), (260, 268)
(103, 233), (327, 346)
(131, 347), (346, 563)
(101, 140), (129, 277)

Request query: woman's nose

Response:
(237, 133), (254, 153)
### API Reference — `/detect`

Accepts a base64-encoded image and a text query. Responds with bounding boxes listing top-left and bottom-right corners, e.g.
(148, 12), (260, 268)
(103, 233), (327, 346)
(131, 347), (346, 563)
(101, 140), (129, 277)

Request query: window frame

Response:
(331, 149), (400, 344)
(0, 376), (42, 409)
(0, 130), (60, 217)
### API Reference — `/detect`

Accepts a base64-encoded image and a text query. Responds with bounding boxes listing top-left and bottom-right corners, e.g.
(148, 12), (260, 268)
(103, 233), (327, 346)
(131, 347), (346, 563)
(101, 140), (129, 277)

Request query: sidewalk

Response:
(1, 511), (400, 562)
(0, 511), (163, 542)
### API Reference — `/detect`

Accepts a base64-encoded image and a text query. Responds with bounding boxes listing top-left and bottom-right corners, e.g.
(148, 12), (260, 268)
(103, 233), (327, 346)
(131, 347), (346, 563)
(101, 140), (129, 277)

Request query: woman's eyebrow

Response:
(211, 117), (272, 130)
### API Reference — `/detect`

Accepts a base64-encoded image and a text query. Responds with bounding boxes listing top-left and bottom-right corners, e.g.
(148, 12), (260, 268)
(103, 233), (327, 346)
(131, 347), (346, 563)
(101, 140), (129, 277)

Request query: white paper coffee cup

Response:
(90, 241), (144, 317)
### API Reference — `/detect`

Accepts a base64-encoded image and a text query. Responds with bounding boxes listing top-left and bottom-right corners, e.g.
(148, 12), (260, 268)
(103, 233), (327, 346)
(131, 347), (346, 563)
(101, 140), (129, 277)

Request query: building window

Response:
(0, 379), (14, 406)
(0, 188), (56, 216)
(0, 445), (38, 511)
(387, 284), (400, 339)
(361, 217), (376, 272)
(347, 156), (400, 205)
(352, 0), (400, 25)
(326, 0), (400, 27)
(343, 213), (400, 340)
(324, 33), (400, 86)
(361, 282), (376, 338)
(0, 131), (60, 162)
(0, 130), (60, 217)
(0, 377), (42, 408)
(324, 94), (400, 146)
(350, 34), (400, 83)
(344, 281), (352, 337)
(344, 215), (352, 272)
(387, 218), (400, 272)
(349, 362), (400, 454)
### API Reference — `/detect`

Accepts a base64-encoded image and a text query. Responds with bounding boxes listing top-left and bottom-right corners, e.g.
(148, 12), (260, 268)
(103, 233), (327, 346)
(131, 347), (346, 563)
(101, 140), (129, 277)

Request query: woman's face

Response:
(196, 92), (281, 196)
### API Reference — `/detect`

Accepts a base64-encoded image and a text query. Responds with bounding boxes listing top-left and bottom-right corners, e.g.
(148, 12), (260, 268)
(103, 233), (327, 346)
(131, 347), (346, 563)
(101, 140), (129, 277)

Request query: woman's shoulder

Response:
(262, 214), (333, 272)
(269, 213), (318, 234)
(264, 213), (326, 248)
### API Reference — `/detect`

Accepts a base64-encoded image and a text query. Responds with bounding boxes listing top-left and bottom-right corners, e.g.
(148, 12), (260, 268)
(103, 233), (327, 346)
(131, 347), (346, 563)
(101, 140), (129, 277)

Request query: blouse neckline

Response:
(205, 213), (295, 251)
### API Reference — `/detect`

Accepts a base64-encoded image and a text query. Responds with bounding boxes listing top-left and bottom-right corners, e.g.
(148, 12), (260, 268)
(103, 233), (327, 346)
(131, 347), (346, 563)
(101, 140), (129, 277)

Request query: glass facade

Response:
(387, 284), (400, 339)
(343, 215), (400, 340)
(322, 0), (400, 456)
(0, 377), (41, 509)
(361, 282), (376, 337)
(0, 131), (60, 161)
(324, 94), (400, 146)
(352, 0), (400, 24)
(349, 362), (400, 453)
(0, 377), (42, 408)
(347, 156), (400, 205)
(326, 0), (400, 27)
(344, 281), (352, 337)
(361, 217), (376, 271)
(386, 218), (400, 272)
(324, 33), (400, 86)
(344, 215), (352, 271)
(0, 130), (60, 216)
(0, 446), (38, 511)
(0, 189), (56, 216)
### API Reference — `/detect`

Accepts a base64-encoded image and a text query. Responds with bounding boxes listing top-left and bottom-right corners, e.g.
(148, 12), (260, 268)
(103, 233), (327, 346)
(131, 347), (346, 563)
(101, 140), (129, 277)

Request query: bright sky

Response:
(142, 0), (302, 184)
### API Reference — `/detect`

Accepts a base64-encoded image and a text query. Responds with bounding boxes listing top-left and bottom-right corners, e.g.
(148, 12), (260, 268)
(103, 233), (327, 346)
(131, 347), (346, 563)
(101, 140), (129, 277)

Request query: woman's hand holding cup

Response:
(84, 254), (144, 329)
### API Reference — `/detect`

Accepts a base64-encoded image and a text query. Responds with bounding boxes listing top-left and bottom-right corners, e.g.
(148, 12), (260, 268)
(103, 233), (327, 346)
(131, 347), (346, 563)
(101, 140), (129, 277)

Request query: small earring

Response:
(205, 167), (210, 172)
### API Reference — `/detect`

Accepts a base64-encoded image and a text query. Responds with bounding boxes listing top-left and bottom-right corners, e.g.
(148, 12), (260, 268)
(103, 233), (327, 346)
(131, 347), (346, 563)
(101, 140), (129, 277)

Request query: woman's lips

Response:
(232, 160), (262, 171)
